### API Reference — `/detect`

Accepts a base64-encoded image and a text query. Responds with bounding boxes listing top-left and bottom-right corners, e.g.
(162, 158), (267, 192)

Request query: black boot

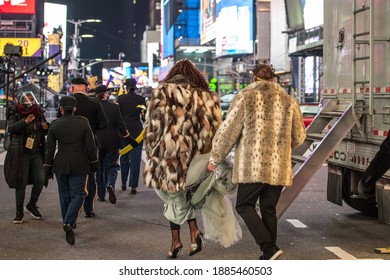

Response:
(358, 148), (390, 199)
(13, 206), (24, 224)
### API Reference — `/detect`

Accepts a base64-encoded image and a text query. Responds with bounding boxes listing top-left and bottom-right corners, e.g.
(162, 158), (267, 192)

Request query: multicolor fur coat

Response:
(144, 74), (222, 193)
(210, 80), (306, 187)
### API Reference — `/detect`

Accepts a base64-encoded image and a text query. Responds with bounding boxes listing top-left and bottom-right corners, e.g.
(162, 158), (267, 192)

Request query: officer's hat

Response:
(94, 85), (107, 95)
(124, 78), (137, 88)
(59, 96), (77, 108)
(71, 77), (88, 86)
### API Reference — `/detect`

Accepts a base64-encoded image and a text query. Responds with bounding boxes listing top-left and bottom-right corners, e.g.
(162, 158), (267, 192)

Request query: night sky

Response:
(36, 0), (149, 62)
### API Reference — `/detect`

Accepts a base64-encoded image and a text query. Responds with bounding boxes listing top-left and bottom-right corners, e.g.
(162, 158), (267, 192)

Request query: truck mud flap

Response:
(327, 165), (343, 206)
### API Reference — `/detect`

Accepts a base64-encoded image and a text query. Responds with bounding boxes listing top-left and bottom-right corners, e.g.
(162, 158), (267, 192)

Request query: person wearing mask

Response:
(4, 91), (49, 224)
(207, 61), (306, 260)
(94, 85), (136, 204)
(117, 78), (146, 194)
(144, 59), (222, 258)
(59, 77), (109, 218)
(44, 96), (98, 245)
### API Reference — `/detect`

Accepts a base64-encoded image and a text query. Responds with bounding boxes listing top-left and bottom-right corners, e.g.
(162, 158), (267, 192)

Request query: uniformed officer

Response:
(59, 77), (109, 218)
(44, 96), (98, 245)
(117, 78), (146, 194)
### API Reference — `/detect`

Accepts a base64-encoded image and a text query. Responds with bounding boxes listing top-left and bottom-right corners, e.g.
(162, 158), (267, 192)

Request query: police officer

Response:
(59, 77), (109, 218)
(94, 85), (134, 204)
(117, 78), (146, 194)
(44, 96), (98, 245)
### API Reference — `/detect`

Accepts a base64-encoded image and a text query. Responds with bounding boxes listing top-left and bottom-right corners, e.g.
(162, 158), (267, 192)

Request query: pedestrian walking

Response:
(4, 91), (49, 224)
(207, 61), (306, 260)
(44, 96), (98, 245)
(144, 59), (222, 258)
(117, 78), (146, 194)
(94, 85), (135, 204)
(61, 77), (109, 218)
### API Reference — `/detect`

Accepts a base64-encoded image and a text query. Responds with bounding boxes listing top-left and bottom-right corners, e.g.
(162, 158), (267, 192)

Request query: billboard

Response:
(200, 0), (216, 45)
(43, 2), (67, 59)
(0, 0), (35, 14)
(161, 0), (175, 59)
(102, 62), (150, 89)
(0, 38), (41, 57)
(215, 0), (253, 57)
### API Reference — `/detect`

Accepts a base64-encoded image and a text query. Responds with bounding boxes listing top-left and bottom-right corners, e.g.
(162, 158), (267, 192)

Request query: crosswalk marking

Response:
(286, 219), (307, 228)
(326, 247), (358, 259)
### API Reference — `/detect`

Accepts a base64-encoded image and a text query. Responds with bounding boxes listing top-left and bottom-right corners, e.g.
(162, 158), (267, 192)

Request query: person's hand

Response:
(207, 162), (217, 172)
(24, 114), (35, 124)
(41, 122), (48, 130)
(43, 164), (53, 179)
(123, 134), (139, 149)
(90, 161), (99, 172)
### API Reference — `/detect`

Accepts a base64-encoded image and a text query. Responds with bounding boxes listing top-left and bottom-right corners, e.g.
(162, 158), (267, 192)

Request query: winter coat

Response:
(4, 104), (47, 189)
(144, 74), (222, 193)
(210, 80), (306, 187)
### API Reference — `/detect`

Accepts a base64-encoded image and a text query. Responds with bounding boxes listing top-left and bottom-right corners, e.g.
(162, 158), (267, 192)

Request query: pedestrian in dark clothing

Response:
(94, 85), (132, 204)
(58, 77), (109, 218)
(4, 91), (49, 224)
(117, 78), (146, 194)
(208, 61), (306, 260)
(44, 96), (98, 245)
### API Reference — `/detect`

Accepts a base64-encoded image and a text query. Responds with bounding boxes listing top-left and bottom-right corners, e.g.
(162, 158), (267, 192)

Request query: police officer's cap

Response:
(124, 78), (137, 88)
(95, 85), (107, 95)
(71, 77), (88, 86)
(60, 96), (77, 108)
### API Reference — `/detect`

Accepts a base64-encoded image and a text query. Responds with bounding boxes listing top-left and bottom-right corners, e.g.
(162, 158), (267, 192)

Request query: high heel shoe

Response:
(167, 243), (183, 259)
(189, 231), (203, 256)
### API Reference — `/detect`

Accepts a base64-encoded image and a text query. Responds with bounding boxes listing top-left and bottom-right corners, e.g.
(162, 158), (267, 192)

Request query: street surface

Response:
(0, 146), (389, 260)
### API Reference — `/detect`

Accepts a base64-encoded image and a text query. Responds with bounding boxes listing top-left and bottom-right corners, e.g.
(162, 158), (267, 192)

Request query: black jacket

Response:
(96, 100), (128, 149)
(58, 92), (109, 134)
(117, 92), (146, 138)
(45, 113), (97, 175)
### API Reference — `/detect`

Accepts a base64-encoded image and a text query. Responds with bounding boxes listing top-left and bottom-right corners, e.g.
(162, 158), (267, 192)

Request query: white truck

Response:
(276, 0), (390, 224)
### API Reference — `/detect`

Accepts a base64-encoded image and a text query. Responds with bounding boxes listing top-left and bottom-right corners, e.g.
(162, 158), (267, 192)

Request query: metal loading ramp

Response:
(276, 99), (360, 218)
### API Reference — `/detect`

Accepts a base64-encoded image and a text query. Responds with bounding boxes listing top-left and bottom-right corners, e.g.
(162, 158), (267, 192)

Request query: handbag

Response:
(3, 125), (10, 151)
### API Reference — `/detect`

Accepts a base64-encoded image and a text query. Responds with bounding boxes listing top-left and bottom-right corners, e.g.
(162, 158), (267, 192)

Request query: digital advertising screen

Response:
(215, 0), (253, 57)
(0, 0), (35, 14)
(200, 0), (216, 45)
(102, 62), (149, 89)
(43, 2), (67, 59)
(161, 0), (175, 59)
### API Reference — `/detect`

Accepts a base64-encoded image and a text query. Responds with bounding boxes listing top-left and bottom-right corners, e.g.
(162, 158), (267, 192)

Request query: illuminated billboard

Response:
(161, 0), (175, 59)
(0, 0), (35, 14)
(43, 2), (67, 59)
(215, 0), (253, 57)
(200, 0), (216, 45)
(102, 62), (149, 89)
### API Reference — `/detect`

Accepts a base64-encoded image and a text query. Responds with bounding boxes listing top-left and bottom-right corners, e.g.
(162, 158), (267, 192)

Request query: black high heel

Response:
(189, 232), (203, 256)
(167, 243), (183, 259)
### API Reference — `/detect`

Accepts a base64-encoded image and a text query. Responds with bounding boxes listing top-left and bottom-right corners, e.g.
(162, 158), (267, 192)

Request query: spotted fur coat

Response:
(210, 80), (306, 187)
(144, 75), (222, 193)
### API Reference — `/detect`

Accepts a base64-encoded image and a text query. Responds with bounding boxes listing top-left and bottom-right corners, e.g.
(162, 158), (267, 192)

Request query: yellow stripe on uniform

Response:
(119, 129), (145, 155)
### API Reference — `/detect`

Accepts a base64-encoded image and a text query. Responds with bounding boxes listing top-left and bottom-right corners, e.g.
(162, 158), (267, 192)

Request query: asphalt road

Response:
(0, 149), (389, 260)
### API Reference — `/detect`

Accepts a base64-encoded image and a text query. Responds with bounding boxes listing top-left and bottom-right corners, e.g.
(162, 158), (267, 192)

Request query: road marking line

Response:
(325, 247), (357, 259)
(286, 219), (307, 228)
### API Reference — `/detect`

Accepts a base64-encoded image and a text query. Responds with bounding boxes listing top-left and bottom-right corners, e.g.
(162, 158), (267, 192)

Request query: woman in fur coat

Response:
(143, 59), (222, 258)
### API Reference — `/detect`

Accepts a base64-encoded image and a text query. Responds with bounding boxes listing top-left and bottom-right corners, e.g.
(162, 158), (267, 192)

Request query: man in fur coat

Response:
(143, 59), (222, 258)
(208, 61), (306, 260)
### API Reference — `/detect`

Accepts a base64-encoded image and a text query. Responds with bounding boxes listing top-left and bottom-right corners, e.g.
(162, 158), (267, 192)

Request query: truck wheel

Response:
(341, 168), (378, 217)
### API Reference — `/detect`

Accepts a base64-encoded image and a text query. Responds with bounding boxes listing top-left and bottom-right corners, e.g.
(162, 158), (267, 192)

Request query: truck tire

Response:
(341, 168), (378, 217)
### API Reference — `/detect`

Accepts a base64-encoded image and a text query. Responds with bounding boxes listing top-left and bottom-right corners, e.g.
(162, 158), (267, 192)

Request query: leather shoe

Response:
(63, 223), (75, 245)
(85, 212), (96, 218)
(107, 185), (117, 204)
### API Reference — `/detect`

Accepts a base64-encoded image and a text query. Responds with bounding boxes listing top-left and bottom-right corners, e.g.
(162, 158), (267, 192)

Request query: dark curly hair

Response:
(253, 60), (275, 81)
(162, 59), (210, 91)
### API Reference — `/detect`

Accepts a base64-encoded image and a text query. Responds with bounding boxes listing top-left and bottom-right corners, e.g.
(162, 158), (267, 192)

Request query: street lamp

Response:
(67, 19), (102, 77)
